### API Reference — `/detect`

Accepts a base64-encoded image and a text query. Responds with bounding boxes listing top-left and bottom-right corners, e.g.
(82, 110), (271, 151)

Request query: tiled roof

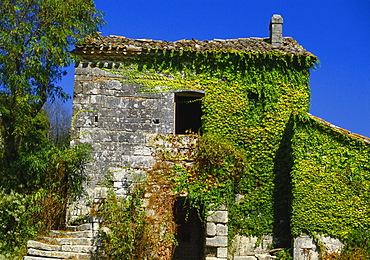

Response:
(309, 114), (370, 145)
(72, 34), (315, 61)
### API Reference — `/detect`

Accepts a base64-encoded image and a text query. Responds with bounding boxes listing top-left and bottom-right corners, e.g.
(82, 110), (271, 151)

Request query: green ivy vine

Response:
(99, 47), (369, 252)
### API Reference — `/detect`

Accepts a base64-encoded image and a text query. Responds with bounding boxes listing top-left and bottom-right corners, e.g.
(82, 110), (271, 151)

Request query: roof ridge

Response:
(308, 113), (370, 144)
(73, 34), (315, 58)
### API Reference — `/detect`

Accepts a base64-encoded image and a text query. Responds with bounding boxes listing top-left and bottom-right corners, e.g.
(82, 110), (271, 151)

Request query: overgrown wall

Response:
(69, 48), (370, 259)
(290, 114), (370, 240)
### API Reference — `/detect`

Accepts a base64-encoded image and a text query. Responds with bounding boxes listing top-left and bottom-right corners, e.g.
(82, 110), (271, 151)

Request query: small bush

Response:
(339, 230), (370, 260)
(99, 188), (148, 259)
(274, 248), (293, 260)
(0, 189), (40, 259)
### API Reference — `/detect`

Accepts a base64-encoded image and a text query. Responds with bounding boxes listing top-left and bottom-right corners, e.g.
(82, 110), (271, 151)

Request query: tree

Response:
(43, 99), (72, 146)
(0, 0), (105, 167)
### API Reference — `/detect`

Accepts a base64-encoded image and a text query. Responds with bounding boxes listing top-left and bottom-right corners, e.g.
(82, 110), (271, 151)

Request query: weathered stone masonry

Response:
(61, 15), (357, 260)
(70, 63), (176, 217)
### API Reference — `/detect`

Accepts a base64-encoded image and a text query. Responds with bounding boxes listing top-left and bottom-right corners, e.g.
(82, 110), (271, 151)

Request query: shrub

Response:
(0, 190), (40, 259)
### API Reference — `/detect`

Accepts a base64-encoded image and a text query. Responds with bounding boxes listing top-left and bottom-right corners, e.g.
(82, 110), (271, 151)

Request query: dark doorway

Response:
(175, 92), (203, 134)
(173, 198), (204, 260)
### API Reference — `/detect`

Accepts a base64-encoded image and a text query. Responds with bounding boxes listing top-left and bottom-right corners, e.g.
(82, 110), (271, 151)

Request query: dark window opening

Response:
(173, 198), (204, 260)
(175, 92), (203, 134)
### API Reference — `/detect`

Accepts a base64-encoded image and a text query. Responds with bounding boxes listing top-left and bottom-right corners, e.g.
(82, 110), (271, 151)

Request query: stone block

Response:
(27, 249), (90, 259)
(61, 245), (94, 253)
(318, 235), (344, 254)
(27, 240), (61, 251)
(49, 237), (94, 245)
(207, 211), (228, 223)
(93, 186), (108, 198)
(293, 235), (344, 260)
(109, 167), (128, 180)
(133, 147), (152, 156)
(293, 235), (317, 260)
(235, 194), (245, 204)
(106, 80), (121, 90)
(216, 224), (228, 236)
(233, 256), (257, 260)
(217, 247), (228, 258)
(24, 257), (62, 260)
(231, 235), (273, 256)
(113, 181), (125, 189)
(207, 222), (217, 236)
(255, 254), (277, 260)
(206, 236), (228, 247)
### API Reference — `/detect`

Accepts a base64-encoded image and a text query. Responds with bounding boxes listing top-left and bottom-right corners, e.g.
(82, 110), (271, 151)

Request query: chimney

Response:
(269, 14), (283, 47)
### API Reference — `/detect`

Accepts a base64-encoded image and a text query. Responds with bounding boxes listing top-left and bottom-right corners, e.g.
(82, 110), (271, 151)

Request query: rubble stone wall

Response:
(69, 62), (174, 219)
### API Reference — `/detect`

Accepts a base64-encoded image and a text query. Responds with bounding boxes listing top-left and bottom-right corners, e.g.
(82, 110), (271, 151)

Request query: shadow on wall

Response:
(273, 115), (294, 248)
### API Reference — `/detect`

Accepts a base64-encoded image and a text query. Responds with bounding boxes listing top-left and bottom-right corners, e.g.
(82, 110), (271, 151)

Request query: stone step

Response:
(27, 240), (61, 251)
(61, 245), (95, 253)
(66, 225), (78, 232)
(77, 223), (94, 231)
(24, 256), (62, 260)
(25, 222), (98, 259)
(41, 236), (94, 246)
(49, 230), (95, 238)
(66, 223), (94, 232)
(27, 240), (95, 254)
(27, 248), (90, 259)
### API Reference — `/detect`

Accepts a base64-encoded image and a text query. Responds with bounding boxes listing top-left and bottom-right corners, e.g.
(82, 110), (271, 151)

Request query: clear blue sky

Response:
(61, 0), (370, 137)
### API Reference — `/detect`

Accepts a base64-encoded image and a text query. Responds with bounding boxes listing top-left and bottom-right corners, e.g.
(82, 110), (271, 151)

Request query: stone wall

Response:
(69, 62), (346, 260)
(230, 235), (274, 260)
(69, 62), (174, 219)
(293, 235), (344, 260)
(205, 205), (229, 260)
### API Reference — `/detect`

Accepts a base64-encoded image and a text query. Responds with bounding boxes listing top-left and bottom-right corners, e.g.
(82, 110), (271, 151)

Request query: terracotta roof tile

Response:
(73, 34), (315, 61)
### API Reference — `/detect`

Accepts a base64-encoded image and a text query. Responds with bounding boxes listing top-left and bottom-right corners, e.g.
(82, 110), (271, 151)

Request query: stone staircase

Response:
(24, 223), (102, 260)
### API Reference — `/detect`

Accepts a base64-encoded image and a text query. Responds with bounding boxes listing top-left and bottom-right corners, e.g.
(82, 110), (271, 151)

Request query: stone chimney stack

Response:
(269, 14), (283, 47)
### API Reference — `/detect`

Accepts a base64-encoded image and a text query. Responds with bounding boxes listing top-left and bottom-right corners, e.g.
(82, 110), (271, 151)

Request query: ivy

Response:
(99, 49), (316, 241)
(290, 114), (370, 242)
(98, 47), (368, 253)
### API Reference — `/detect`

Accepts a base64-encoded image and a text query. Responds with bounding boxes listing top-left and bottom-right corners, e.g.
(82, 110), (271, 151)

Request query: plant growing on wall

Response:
(101, 46), (369, 256)
(102, 49), (317, 241)
(99, 168), (178, 260)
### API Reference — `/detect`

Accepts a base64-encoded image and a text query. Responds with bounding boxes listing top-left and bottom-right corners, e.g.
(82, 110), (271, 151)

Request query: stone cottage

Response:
(25, 15), (370, 260)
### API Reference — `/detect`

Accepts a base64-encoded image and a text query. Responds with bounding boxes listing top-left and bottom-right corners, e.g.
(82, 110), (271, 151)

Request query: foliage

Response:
(1, 117), (91, 195)
(290, 114), (370, 241)
(144, 169), (178, 259)
(273, 248), (293, 260)
(166, 134), (249, 233)
(99, 168), (178, 260)
(342, 230), (370, 258)
(99, 185), (149, 259)
(322, 230), (369, 259)
(0, 107), (91, 255)
(101, 43), (368, 255)
(0, 139), (91, 255)
(0, 189), (40, 259)
(102, 48), (316, 240)
(0, 0), (102, 249)
(0, 0), (104, 167)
